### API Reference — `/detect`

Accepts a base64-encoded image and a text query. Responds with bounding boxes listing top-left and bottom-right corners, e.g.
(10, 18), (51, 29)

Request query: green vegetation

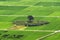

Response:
(43, 33), (60, 40)
(0, 0), (60, 40)
(35, 2), (60, 6)
(0, 30), (51, 40)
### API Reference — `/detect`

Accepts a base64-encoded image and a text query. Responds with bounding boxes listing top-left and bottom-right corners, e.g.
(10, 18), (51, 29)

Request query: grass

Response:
(35, 2), (60, 6)
(0, 30), (51, 40)
(43, 33), (60, 40)
(0, 22), (12, 29)
(0, 0), (60, 40)
(0, 6), (60, 16)
(26, 17), (60, 30)
(0, 16), (17, 22)
(0, 0), (60, 6)
(0, 17), (60, 30)
(0, 6), (28, 10)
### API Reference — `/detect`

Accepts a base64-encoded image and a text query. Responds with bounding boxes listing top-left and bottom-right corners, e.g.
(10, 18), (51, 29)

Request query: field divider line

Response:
(0, 5), (57, 7)
(36, 32), (57, 40)
(0, 15), (27, 17)
(21, 30), (55, 32)
(0, 22), (12, 23)
(0, 29), (60, 32)
(0, 29), (56, 32)
(0, 15), (60, 17)
(36, 30), (60, 40)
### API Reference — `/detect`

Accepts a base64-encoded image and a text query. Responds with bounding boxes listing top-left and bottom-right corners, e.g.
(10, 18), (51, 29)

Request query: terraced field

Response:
(0, 30), (51, 40)
(0, 0), (60, 40)
(43, 32), (60, 40)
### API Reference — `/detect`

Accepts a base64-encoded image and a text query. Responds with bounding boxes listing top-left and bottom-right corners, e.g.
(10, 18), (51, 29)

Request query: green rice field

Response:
(0, 0), (60, 40)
